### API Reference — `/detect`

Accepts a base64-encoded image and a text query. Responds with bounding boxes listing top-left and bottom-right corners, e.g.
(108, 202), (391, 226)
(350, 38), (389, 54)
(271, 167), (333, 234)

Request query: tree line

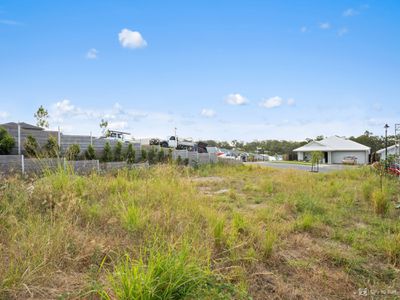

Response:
(201, 130), (397, 155)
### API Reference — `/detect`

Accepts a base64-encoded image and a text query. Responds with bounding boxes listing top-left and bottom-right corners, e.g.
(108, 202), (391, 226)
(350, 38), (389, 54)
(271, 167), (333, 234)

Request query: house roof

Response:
(0, 122), (44, 131)
(293, 136), (370, 152)
(376, 144), (399, 154)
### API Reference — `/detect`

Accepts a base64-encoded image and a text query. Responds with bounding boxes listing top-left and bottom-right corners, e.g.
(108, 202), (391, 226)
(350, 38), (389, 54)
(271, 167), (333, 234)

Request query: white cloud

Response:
(200, 109), (216, 118)
(287, 98), (296, 106)
(86, 48), (98, 59)
(338, 27), (348, 36)
(0, 111), (9, 119)
(343, 8), (358, 17)
(260, 96), (283, 109)
(300, 26), (307, 33)
(55, 99), (76, 115)
(319, 22), (331, 30)
(118, 29), (147, 49)
(108, 121), (128, 130)
(225, 93), (248, 106)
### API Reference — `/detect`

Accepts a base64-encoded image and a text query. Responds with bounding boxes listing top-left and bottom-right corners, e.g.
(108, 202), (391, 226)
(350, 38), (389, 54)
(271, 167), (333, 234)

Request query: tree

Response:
(0, 127), (15, 154)
(148, 147), (156, 164)
(24, 135), (39, 157)
(99, 119), (109, 136)
(126, 143), (136, 164)
(34, 105), (49, 128)
(102, 142), (112, 162)
(141, 149), (147, 162)
(44, 135), (59, 158)
(85, 144), (96, 160)
(311, 151), (323, 172)
(65, 144), (80, 160)
(157, 148), (165, 163)
(114, 141), (123, 161)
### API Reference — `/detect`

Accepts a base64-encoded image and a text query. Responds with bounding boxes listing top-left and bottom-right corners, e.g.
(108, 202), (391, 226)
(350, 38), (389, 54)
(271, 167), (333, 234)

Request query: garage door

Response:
(331, 151), (367, 164)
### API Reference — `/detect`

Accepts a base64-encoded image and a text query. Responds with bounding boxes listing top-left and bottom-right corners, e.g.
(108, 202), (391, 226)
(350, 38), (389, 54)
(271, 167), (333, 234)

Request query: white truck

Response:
(160, 136), (195, 150)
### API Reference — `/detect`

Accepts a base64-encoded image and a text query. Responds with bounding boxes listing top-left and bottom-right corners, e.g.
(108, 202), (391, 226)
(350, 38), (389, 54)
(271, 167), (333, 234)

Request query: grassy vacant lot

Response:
(0, 164), (399, 299)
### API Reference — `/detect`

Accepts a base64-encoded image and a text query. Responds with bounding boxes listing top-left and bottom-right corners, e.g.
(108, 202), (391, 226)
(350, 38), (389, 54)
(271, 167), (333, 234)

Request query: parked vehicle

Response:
(149, 138), (160, 145)
(101, 130), (132, 142)
(160, 136), (195, 150)
(219, 152), (237, 159)
(206, 147), (224, 156)
(388, 163), (400, 176)
(342, 156), (357, 165)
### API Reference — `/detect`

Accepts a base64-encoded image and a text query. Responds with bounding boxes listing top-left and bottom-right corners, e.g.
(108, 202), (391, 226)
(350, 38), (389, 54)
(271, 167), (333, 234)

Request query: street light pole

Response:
(384, 124), (389, 170)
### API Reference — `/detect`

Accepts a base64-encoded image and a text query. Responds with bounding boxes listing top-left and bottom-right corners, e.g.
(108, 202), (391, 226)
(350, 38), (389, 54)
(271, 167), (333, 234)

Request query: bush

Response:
(85, 144), (96, 160)
(372, 190), (389, 216)
(0, 126), (15, 154)
(65, 144), (80, 160)
(126, 143), (136, 164)
(44, 135), (59, 158)
(102, 142), (113, 162)
(157, 148), (165, 163)
(114, 141), (123, 161)
(24, 135), (39, 157)
(167, 148), (173, 163)
(148, 147), (156, 164)
(141, 149), (147, 162)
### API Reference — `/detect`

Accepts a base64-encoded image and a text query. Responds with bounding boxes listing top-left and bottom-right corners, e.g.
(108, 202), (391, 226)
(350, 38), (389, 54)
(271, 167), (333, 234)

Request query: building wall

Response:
(331, 151), (368, 164)
(297, 152), (304, 161)
(378, 147), (398, 161)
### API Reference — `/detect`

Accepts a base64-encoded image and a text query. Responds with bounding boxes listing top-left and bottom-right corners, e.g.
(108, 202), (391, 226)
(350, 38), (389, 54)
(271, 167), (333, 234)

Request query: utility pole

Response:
(384, 124), (389, 170)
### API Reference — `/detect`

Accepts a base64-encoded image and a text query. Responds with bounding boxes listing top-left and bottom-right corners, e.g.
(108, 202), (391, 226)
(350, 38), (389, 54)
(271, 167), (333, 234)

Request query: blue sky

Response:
(1, 0), (399, 141)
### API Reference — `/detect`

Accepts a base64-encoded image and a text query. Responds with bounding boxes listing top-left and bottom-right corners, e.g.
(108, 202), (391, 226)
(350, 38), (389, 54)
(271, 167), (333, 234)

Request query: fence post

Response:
(97, 160), (100, 172)
(58, 126), (61, 151)
(63, 157), (67, 171)
(17, 122), (21, 155)
(21, 155), (25, 175)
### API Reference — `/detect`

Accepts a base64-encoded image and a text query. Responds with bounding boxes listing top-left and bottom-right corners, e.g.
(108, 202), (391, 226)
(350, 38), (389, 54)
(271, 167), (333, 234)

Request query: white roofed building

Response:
(293, 136), (370, 164)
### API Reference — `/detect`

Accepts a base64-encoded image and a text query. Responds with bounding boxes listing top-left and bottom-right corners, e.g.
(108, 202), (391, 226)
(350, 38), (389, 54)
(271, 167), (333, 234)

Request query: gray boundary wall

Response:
(0, 151), (221, 176)
(2, 123), (141, 158)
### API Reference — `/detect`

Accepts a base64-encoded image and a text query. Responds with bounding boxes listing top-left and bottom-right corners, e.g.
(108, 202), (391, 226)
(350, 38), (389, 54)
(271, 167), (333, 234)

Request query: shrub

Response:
(65, 144), (80, 160)
(44, 135), (59, 158)
(102, 142), (112, 162)
(141, 149), (147, 162)
(148, 147), (156, 164)
(371, 190), (389, 216)
(176, 155), (182, 165)
(0, 126), (15, 154)
(167, 148), (173, 163)
(183, 158), (189, 166)
(114, 141), (123, 161)
(85, 144), (96, 160)
(157, 148), (165, 163)
(24, 135), (39, 157)
(126, 143), (136, 164)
